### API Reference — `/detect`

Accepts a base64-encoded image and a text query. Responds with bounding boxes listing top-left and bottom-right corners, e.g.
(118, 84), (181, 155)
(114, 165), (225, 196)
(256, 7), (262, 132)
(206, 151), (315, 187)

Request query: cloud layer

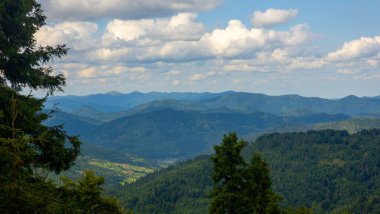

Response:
(39, 0), (221, 20)
(33, 4), (380, 97)
(36, 13), (313, 65)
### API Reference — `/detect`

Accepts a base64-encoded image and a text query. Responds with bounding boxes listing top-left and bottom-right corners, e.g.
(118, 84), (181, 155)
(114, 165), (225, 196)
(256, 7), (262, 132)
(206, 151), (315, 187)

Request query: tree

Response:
(57, 171), (130, 214)
(209, 132), (247, 214)
(0, 0), (80, 169)
(242, 154), (281, 214)
(209, 133), (281, 214)
(0, 0), (67, 93)
(0, 1), (79, 211)
(0, 1), (128, 213)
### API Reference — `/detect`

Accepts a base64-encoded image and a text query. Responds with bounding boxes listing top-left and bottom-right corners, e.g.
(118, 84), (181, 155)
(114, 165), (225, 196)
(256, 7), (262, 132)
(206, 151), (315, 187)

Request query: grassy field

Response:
(88, 158), (155, 185)
(59, 156), (156, 187)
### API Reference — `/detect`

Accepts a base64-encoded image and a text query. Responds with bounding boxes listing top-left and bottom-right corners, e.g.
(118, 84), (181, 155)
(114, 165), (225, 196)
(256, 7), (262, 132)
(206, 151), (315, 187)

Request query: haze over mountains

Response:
(44, 91), (380, 164)
(46, 91), (380, 117)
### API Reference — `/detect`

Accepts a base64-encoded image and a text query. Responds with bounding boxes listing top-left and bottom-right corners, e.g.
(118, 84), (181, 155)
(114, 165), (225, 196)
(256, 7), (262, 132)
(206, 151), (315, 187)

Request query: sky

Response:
(35, 0), (380, 98)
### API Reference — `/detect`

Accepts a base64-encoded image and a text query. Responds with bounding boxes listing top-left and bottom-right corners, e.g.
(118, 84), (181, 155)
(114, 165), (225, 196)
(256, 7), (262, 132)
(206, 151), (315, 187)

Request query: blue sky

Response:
(35, 0), (380, 98)
(200, 0), (380, 49)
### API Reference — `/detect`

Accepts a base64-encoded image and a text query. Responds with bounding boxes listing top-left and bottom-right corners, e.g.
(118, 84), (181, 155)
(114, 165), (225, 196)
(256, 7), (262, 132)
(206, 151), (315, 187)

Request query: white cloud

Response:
(39, 0), (221, 21)
(105, 19), (154, 42)
(327, 36), (380, 61)
(367, 59), (379, 67)
(36, 12), (314, 66)
(77, 67), (96, 78)
(252, 8), (298, 28)
(163, 70), (181, 76)
(35, 22), (98, 50)
(223, 64), (252, 72)
(36, 10), (349, 91)
(189, 73), (206, 81)
(289, 58), (326, 70)
(104, 13), (205, 43)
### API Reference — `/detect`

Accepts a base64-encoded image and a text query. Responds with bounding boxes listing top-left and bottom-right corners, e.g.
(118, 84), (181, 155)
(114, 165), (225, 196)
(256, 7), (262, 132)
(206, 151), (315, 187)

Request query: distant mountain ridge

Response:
(45, 91), (234, 113)
(46, 91), (380, 118)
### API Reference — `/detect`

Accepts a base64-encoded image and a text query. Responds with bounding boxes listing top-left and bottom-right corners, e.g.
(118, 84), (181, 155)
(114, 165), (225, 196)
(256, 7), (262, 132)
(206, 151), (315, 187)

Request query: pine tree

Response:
(242, 154), (281, 214)
(209, 133), (281, 214)
(0, 1), (131, 213)
(0, 1), (80, 212)
(0, 0), (67, 93)
(209, 132), (247, 214)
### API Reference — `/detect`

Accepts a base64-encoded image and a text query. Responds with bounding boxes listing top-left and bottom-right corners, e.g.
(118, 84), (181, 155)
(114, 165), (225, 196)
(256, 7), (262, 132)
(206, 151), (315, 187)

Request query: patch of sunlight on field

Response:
(88, 158), (155, 185)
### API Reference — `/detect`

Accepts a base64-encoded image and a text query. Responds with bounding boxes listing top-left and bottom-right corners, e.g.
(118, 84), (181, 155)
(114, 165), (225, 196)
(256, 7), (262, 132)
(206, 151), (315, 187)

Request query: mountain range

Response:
(43, 91), (380, 213)
(44, 91), (380, 164)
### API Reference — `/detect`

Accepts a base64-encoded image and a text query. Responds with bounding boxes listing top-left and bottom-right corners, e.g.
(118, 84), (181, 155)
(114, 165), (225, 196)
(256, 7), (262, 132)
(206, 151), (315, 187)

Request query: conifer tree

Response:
(0, 1), (127, 213)
(209, 133), (281, 214)
(242, 154), (281, 214)
(209, 132), (247, 214)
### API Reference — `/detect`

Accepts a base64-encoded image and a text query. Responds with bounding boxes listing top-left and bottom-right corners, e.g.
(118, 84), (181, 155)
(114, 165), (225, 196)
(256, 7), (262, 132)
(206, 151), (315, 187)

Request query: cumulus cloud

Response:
(327, 36), (380, 61)
(252, 8), (298, 28)
(39, 0), (221, 21)
(33, 12), (319, 76)
(98, 19), (312, 63)
(103, 13), (205, 44)
(35, 10), (332, 86)
(35, 22), (98, 50)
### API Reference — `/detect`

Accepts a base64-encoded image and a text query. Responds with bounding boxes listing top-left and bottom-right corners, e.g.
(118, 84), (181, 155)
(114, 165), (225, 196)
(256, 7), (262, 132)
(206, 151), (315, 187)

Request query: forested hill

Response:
(115, 129), (380, 214)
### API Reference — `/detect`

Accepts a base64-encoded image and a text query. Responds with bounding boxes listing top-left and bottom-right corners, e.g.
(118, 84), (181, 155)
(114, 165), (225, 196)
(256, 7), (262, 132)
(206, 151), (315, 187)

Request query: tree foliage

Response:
(0, 1), (127, 213)
(0, 0), (67, 93)
(57, 171), (130, 214)
(209, 133), (281, 214)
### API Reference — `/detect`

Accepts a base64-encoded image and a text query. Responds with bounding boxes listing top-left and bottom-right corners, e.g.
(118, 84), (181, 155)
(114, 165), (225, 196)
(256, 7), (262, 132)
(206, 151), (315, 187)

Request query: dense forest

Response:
(115, 129), (380, 213)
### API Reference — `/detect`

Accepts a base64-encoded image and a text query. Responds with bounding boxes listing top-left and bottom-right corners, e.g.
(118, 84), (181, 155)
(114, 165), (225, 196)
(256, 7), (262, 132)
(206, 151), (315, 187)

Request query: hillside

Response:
(82, 108), (349, 160)
(112, 156), (212, 214)
(314, 117), (380, 133)
(116, 129), (380, 214)
(43, 110), (101, 136)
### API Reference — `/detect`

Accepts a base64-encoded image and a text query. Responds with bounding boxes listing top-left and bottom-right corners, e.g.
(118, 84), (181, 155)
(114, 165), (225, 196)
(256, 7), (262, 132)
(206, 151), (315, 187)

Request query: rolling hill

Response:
(82, 108), (349, 160)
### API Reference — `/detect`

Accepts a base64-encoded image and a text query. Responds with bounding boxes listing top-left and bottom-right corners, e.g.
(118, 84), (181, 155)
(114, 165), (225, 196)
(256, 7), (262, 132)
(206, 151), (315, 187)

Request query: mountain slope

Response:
(84, 109), (284, 159)
(314, 117), (380, 133)
(113, 156), (212, 214)
(43, 110), (101, 136)
(83, 108), (348, 160)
